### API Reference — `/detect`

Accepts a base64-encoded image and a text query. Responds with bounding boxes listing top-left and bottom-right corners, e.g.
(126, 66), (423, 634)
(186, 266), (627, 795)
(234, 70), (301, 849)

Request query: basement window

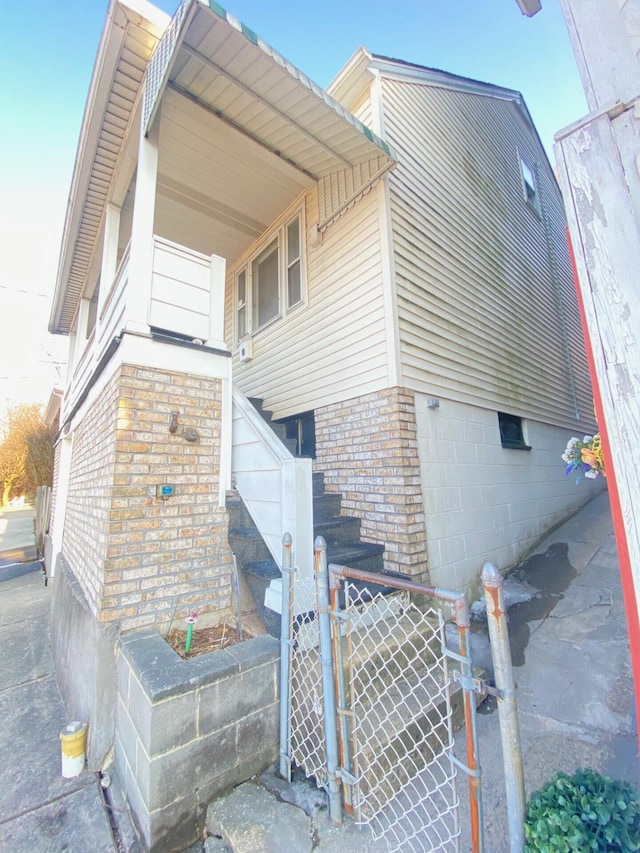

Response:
(498, 412), (531, 450)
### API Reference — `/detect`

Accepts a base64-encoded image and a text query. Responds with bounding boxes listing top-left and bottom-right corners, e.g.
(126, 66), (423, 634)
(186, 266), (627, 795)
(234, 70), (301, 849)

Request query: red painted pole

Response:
(567, 228), (640, 752)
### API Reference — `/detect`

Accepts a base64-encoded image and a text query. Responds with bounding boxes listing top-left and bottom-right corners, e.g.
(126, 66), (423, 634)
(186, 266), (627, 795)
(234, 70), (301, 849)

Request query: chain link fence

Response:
(280, 537), (483, 852)
(337, 582), (460, 851)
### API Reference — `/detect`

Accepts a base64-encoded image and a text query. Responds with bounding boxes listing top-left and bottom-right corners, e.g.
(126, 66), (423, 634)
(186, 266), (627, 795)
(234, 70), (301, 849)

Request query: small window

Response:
(236, 270), (247, 339)
(519, 156), (540, 216)
(235, 210), (305, 342)
(498, 412), (531, 450)
(252, 237), (280, 330)
(287, 218), (301, 308)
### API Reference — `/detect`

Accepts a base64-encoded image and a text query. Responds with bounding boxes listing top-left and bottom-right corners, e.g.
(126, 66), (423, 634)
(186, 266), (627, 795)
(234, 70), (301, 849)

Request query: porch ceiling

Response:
(155, 86), (313, 264)
(144, 0), (395, 179)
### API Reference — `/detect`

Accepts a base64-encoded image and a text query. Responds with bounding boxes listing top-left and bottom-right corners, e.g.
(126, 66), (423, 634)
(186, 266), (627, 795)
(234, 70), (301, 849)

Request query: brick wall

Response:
(62, 363), (234, 630)
(315, 387), (428, 577)
(64, 371), (119, 615)
(49, 440), (61, 541)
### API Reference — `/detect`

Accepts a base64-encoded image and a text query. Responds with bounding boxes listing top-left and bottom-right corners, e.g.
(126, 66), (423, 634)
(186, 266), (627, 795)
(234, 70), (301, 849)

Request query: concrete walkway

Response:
(455, 490), (639, 850)
(0, 507), (119, 853)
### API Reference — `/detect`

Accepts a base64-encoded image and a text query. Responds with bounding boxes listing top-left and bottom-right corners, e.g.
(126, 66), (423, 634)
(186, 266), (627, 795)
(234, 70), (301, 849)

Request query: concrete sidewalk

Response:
(0, 507), (120, 853)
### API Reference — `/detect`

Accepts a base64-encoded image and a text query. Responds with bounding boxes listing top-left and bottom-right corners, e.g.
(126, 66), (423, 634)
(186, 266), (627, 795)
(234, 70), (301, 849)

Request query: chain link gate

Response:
(280, 536), (483, 853)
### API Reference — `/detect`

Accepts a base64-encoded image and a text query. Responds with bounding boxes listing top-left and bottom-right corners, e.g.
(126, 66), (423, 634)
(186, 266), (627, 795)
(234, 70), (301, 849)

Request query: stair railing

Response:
(231, 388), (314, 588)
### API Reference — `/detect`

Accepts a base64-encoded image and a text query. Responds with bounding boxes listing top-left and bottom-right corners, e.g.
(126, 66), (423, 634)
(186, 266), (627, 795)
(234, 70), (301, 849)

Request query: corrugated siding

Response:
(224, 188), (388, 419)
(382, 77), (592, 429)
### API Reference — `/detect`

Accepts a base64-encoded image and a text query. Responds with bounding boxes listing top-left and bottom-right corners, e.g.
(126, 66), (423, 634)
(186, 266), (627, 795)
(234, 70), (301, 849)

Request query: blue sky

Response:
(0, 0), (586, 417)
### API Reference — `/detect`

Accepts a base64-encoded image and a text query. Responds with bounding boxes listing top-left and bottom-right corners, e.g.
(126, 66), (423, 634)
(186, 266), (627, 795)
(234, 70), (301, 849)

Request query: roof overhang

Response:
(51, 0), (397, 335)
(49, 0), (169, 335)
(143, 0), (395, 180)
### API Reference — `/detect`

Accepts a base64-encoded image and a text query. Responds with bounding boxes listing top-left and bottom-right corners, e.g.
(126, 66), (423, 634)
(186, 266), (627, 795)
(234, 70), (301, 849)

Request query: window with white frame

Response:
(519, 155), (540, 216)
(236, 211), (304, 341)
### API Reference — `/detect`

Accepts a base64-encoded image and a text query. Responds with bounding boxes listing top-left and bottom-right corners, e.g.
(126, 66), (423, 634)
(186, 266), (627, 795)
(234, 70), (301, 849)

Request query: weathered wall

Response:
(50, 558), (120, 768)
(115, 631), (279, 853)
(63, 370), (119, 614)
(102, 364), (233, 629)
(415, 393), (604, 595)
(315, 387), (428, 578)
(381, 75), (594, 432)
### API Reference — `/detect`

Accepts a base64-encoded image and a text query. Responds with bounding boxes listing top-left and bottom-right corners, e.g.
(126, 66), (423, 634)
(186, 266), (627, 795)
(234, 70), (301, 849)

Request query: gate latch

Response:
(453, 669), (503, 700)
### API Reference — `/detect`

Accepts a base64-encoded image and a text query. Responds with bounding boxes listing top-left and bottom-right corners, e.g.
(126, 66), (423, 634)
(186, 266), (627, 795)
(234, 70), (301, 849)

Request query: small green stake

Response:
(185, 622), (194, 655)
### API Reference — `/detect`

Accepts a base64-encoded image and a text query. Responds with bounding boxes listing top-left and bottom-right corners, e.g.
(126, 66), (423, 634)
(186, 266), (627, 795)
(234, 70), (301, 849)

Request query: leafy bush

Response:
(524, 768), (640, 852)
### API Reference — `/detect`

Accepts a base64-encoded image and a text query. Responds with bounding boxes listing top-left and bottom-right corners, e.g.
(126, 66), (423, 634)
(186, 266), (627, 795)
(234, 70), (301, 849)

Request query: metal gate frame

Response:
(280, 535), (484, 853)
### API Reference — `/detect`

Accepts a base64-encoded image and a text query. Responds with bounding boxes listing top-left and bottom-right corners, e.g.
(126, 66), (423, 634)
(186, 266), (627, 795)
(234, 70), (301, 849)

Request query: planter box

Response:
(115, 629), (279, 852)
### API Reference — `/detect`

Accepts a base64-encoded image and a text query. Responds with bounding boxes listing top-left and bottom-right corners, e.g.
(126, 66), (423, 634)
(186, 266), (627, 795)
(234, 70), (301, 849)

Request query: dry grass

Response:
(166, 624), (245, 658)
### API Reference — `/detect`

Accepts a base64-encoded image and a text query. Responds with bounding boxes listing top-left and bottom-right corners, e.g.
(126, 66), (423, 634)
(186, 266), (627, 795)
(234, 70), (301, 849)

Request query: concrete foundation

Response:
(115, 630), (280, 852)
(49, 556), (120, 768)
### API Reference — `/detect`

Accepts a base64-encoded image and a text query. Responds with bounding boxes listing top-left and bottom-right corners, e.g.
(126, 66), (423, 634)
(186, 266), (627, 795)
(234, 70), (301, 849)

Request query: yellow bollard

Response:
(60, 721), (88, 778)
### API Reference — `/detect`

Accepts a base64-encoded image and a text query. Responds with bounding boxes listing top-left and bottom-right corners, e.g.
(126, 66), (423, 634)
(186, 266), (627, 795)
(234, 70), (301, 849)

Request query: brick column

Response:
(315, 387), (429, 578)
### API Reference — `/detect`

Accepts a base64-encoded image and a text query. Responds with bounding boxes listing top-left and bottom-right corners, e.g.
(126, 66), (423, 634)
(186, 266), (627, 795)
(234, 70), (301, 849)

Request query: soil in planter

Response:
(166, 624), (245, 658)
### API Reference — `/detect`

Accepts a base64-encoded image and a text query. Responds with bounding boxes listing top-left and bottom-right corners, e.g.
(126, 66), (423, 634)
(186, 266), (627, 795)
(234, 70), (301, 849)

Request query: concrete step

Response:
(228, 528), (272, 566)
(314, 516), (362, 546)
(311, 492), (342, 521)
(327, 542), (385, 575)
(312, 472), (325, 496)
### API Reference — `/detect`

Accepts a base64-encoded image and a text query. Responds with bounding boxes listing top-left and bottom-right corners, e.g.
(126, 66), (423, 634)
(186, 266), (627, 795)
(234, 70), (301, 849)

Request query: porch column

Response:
(206, 254), (227, 350)
(76, 297), (92, 348)
(125, 118), (159, 334)
(98, 202), (121, 323)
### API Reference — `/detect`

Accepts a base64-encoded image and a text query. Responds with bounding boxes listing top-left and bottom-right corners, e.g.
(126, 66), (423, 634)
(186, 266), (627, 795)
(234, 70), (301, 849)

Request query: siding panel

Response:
(383, 78), (592, 429)
(224, 188), (388, 418)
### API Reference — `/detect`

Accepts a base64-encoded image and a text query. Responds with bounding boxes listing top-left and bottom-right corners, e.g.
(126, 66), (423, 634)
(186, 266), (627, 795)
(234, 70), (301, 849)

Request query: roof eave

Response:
(326, 46), (375, 110)
(49, 0), (169, 336)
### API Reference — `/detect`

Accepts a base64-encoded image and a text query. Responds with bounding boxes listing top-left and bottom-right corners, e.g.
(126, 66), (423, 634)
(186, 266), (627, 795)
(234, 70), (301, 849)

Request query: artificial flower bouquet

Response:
(562, 434), (606, 482)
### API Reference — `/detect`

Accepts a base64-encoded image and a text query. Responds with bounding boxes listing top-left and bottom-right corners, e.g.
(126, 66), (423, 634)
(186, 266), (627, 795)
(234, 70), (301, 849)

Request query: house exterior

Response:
(48, 0), (600, 773)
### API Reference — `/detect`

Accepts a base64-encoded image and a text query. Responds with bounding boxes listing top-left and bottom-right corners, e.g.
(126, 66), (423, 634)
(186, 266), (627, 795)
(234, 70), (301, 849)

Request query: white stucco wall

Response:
(415, 392), (604, 595)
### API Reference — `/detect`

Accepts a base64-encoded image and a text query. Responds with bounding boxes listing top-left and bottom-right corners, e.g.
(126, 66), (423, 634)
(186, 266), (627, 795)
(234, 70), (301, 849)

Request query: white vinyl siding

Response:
(381, 77), (592, 430)
(225, 188), (389, 418)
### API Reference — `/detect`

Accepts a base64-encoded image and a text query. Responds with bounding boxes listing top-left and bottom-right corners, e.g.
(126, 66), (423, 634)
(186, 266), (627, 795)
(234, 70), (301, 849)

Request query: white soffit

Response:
(143, 0), (396, 179)
(50, 0), (169, 335)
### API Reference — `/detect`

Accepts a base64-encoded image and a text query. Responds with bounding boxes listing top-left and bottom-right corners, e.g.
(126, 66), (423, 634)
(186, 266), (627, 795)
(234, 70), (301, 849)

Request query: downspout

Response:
(567, 228), (640, 752)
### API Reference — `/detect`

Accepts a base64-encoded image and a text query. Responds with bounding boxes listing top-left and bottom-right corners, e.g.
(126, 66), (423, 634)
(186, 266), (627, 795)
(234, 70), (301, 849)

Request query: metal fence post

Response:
(315, 536), (343, 825)
(482, 562), (526, 853)
(279, 532), (294, 781)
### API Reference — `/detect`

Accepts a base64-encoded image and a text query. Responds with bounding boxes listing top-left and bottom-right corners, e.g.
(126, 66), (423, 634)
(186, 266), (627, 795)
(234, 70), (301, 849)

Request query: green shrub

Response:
(524, 768), (640, 852)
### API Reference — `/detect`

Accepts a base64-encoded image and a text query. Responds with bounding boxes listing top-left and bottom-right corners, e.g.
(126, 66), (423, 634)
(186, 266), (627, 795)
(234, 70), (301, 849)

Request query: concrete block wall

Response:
(115, 630), (279, 853)
(315, 387), (428, 578)
(414, 393), (604, 595)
